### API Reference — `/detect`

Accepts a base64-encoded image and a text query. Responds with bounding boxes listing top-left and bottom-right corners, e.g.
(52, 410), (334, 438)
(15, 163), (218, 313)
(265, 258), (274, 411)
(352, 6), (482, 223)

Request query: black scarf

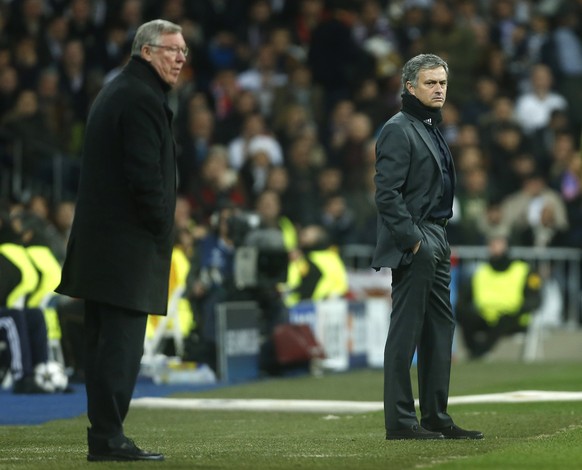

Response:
(401, 91), (442, 128)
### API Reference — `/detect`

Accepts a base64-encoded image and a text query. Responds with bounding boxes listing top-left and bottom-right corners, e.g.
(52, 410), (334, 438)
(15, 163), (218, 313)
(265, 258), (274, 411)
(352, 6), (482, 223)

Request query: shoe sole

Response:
(87, 454), (165, 462)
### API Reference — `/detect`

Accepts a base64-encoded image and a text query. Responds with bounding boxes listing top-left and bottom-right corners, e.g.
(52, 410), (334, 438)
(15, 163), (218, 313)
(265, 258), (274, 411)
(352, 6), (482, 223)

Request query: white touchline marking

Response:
(131, 391), (582, 413)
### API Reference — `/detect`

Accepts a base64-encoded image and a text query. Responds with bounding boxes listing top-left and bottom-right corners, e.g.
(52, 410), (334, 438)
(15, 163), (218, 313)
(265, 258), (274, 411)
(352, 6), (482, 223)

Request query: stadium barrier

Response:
(341, 243), (582, 328)
(163, 242), (582, 385)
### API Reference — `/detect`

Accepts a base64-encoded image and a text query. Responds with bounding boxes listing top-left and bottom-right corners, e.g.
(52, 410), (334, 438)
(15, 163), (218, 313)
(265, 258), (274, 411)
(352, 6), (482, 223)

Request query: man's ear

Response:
(141, 45), (152, 62)
(405, 81), (415, 95)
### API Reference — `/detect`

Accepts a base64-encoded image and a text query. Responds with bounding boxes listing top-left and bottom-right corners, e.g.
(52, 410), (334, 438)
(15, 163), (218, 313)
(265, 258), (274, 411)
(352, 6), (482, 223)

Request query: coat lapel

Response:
(409, 118), (443, 173)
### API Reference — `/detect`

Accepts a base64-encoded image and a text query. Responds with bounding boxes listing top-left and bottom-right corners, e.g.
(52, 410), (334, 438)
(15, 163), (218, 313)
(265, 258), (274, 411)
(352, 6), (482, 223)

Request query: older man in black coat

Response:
(56, 19), (187, 461)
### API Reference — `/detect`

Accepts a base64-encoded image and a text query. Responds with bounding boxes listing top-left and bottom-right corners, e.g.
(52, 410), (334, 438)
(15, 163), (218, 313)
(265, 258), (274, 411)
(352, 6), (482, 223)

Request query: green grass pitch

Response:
(1, 361), (582, 469)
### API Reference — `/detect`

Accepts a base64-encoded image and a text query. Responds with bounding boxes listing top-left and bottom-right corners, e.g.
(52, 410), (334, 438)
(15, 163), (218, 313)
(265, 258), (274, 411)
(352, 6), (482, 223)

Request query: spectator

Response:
(239, 134), (284, 203)
(475, 197), (510, 244)
(514, 63), (567, 136)
(177, 107), (216, 195)
(421, 0), (481, 106)
(227, 112), (282, 170)
(322, 98), (354, 163)
(477, 94), (518, 157)
(206, 30), (241, 73)
(51, 200), (75, 263)
(191, 204), (238, 371)
(541, 5), (582, 135)
(273, 102), (317, 155)
(0, 210), (51, 394)
(330, 112), (374, 191)
(487, 122), (532, 198)
(264, 165), (294, 220)
(547, 130), (580, 195)
(269, 25), (304, 75)
(236, 0), (275, 62)
(461, 75), (499, 127)
(353, 77), (395, 132)
(67, 0), (102, 64)
(186, 144), (247, 225)
(513, 12), (551, 83)
(95, 21), (132, 75)
(283, 134), (320, 225)
(237, 43), (288, 122)
(488, 0), (521, 59)
(285, 223), (348, 307)
(5, 0), (48, 43)
(2, 89), (59, 192)
(0, 66), (19, 120)
(12, 36), (43, 90)
(36, 67), (73, 153)
(319, 192), (358, 247)
(501, 171), (569, 246)
(564, 155), (582, 248)
(520, 200), (571, 248)
(456, 0), (489, 49)
(440, 101), (461, 147)
(393, 2), (429, 58)
(26, 195), (65, 261)
(347, 162), (377, 246)
(291, 0), (329, 50)
(478, 45), (518, 99)
(271, 62), (325, 134)
(41, 15), (69, 65)
(307, 2), (373, 114)
(455, 165), (492, 245)
(208, 68), (241, 122)
(352, 0), (396, 49)
(456, 234), (543, 359)
(57, 39), (91, 144)
(214, 89), (259, 145)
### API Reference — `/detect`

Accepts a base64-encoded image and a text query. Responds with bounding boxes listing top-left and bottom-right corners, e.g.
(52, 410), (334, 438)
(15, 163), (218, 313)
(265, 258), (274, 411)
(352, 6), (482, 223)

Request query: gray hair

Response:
(131, 19), (182, 56)
(401, 54), (449, 88)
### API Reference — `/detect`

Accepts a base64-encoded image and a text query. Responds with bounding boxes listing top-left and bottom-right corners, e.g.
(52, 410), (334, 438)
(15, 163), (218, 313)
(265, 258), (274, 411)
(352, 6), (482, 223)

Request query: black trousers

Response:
(384, 222), (455, 431)
(84, 300), (147, 440)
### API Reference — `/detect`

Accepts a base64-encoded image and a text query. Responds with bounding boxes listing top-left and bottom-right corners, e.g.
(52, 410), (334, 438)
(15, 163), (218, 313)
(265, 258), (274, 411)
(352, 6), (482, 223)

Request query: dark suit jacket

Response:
(372, 111), (456, 269)
(56, 57), (177, 315)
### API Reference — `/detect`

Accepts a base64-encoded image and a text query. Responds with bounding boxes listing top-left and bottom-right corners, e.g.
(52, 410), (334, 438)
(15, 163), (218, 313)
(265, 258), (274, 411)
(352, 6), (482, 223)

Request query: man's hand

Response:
(412, 240), (422, 254)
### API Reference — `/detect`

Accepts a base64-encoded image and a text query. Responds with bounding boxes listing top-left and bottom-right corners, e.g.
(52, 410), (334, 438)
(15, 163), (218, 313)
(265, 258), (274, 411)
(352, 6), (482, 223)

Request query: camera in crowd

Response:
(226, 211), (289, 290)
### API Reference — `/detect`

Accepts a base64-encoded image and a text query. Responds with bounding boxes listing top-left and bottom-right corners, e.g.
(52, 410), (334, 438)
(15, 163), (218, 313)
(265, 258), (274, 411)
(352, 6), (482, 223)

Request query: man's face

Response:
(142, 32), (187, 87)
(406, 66), (448, 109)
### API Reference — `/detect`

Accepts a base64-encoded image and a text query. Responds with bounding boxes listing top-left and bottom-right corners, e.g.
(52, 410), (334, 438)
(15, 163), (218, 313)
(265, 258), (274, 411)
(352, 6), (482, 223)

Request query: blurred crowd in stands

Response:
(1, 0), (582, 385)
(0, 0), (581, 252)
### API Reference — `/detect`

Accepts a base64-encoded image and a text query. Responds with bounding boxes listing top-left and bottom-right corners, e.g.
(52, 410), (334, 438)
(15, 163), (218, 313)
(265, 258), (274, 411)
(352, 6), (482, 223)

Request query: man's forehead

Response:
(159, 32), (185, 45)
(419, 67), (447, 80)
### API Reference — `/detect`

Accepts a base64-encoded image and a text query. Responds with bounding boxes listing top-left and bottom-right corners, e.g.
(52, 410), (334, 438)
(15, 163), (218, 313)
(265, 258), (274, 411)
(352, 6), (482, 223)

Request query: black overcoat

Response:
(371, 110), (456, 269)
(56, 57), (177, 315)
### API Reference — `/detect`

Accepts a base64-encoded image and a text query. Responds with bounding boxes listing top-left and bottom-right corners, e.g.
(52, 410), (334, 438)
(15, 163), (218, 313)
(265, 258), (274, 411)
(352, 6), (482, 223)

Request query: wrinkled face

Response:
(406, 66), (448, 109)
(142, 32), (187, 87)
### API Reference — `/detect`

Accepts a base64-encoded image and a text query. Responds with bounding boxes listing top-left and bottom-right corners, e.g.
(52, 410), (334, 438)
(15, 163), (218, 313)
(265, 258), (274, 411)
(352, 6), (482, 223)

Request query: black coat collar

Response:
(124, 55), (172, 96)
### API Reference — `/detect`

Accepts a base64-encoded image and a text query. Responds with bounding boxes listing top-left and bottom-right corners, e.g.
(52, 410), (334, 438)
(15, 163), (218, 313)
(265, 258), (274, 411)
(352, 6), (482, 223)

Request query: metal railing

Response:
(341, 243), (582, 327)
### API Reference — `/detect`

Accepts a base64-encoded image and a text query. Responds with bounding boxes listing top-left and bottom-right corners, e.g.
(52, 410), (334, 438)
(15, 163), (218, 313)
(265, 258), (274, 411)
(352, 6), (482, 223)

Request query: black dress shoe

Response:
(386, 425), (445, 440)
(87, 435), (164, 462)
(429, 424), (484, 440)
